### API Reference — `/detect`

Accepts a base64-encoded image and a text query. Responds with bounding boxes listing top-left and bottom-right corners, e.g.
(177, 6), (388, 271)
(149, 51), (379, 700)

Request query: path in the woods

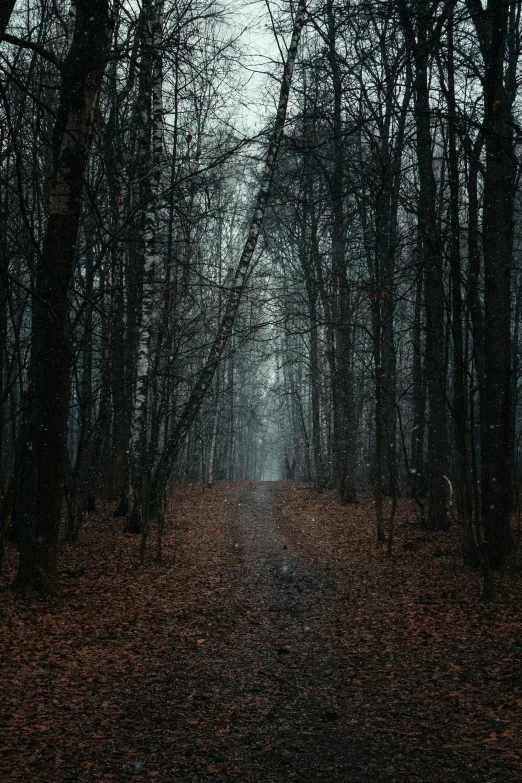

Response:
(122, 481), (516, 783)
(2, 480), (520, 782)
(165, 481), (361, 781)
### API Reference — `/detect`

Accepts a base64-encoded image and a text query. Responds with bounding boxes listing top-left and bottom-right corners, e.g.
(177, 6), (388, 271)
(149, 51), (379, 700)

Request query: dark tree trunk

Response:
(12, 0), (111, 596)
(103, 67), (128, 498)
(326, 0), (356, 504)
(444, 11), (474, 557)
(0, 1), (15, 40)
(468, 0), (516, 567)
(301, 176), (324, 491)
(370, 47), (410, 540)
(410, 245), (427, 502)
(411, 6), (448, 529)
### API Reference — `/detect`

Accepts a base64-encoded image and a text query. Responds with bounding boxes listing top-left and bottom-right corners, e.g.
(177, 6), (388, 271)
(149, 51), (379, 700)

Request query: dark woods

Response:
(0, 0), (521, 597)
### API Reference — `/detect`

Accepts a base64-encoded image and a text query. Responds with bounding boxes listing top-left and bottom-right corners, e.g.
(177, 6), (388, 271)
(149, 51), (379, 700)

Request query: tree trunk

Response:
(12, 0), (111, 596)
(444, 11), (474, 557)
(326, 0), (356, 504)
(207, 373), (220, 488)
(126, 0), (164, 542)
(227, 356), (235, 480)
(309, 286), (324, 491)
(468, 0), (516, 567)
(410, 247), (426, 502)
(412, 8), (448, 529)
(0, 1), (15, 40)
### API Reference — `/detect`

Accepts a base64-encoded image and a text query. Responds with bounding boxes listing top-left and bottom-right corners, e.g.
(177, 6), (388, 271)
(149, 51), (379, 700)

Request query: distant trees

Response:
(264, 0), (522, 582)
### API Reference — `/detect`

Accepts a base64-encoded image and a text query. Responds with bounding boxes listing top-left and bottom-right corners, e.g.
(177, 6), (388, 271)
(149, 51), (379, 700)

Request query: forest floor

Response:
(1, 481), (522, 783)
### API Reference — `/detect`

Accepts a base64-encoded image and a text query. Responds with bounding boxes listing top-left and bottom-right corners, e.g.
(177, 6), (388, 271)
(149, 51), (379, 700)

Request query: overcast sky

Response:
(233, 0), (287, 131)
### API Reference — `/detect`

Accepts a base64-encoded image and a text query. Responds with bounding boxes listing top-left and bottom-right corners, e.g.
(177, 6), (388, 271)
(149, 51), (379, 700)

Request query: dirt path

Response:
(166, 482), (359, 781)
(1, 481), (521, 782)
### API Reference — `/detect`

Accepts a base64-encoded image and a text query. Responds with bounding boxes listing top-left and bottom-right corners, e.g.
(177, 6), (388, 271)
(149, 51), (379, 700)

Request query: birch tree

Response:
(125, 0), (164, 541)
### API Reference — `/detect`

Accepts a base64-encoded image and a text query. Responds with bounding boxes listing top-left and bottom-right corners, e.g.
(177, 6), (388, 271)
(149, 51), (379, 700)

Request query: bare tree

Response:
(12, 0), (112, 595)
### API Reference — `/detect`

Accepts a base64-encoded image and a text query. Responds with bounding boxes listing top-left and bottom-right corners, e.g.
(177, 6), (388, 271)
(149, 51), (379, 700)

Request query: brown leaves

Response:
(1, 483), (521, 781)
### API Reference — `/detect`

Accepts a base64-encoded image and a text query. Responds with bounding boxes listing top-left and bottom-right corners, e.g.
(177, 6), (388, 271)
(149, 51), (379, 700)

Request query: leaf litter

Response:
(0, 481), (521, 781)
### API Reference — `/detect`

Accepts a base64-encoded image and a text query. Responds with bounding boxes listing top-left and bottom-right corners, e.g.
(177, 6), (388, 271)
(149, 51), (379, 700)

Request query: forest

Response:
(1, 0), (521, 593)
(1, 0), (522, 780)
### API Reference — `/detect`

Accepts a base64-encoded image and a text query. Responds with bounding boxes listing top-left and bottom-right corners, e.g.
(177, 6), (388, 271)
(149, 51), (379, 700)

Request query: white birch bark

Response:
(127, 0), (164, 533)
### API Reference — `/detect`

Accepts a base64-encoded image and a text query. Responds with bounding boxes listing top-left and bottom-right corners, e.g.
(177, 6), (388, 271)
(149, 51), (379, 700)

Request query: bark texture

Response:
(12, 0), (111, 595)
(468, 0), (516, 567)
